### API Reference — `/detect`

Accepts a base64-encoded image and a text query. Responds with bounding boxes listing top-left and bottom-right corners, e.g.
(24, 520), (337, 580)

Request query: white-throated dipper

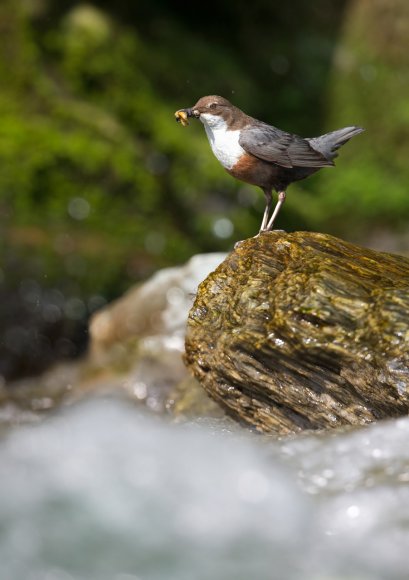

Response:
(175, 96), (364, 232)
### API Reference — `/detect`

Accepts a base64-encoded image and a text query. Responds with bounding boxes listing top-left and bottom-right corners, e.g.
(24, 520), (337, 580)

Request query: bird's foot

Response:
(258, 228), (286, 235)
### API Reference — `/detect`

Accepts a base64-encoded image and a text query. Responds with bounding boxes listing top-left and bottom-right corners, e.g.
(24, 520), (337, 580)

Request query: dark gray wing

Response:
(239, 123), (334, 168)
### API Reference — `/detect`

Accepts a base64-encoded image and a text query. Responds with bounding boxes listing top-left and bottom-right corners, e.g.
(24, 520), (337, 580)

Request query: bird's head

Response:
(175, 95), (234, 128)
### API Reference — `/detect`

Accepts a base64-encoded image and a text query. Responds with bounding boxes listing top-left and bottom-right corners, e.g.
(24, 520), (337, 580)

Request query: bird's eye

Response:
(209, 102), (217, 109)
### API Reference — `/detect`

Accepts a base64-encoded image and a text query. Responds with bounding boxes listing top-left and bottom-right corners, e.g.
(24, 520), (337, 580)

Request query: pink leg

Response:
(266, 191), (286, 231)
(259, 189), (272, 232)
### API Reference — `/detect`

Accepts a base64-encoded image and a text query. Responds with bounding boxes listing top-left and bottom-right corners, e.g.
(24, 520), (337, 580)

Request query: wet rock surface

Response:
(87, 252), (225, 414)
(185, 231), (409, 434)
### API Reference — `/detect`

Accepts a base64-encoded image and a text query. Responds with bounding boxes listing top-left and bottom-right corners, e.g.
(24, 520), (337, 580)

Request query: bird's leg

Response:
(259, 188), (272, 232)
(266, 191), (286, 231)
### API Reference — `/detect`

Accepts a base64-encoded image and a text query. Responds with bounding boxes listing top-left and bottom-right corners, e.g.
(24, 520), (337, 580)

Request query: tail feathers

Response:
(308, 126), (364, 162)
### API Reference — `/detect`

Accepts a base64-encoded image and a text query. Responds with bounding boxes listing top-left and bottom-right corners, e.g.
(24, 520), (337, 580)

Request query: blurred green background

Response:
(1, 0), (408, 379)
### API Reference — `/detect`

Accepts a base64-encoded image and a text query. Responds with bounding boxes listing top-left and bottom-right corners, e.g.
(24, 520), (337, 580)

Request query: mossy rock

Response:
(185, 231), (409, 434)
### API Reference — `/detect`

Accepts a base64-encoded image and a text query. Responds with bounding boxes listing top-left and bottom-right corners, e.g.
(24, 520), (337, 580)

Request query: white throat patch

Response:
(200, 113), (245, 170)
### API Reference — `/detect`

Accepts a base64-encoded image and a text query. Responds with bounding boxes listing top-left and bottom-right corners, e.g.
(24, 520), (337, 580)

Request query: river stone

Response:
(184, 231), (409, 434)
(3, 253), (226, 422)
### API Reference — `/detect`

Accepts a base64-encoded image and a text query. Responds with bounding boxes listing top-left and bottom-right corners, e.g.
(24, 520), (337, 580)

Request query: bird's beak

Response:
(175, 107), (200, 126)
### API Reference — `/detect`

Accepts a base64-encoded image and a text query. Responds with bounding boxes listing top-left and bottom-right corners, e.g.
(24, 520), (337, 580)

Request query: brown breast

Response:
(226, 153), (278, 189)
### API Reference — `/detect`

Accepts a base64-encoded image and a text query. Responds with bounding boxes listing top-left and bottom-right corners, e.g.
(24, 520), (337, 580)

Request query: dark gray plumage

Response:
(308, 126), (365, 162)
(239, 123), (333, 169)
(239, 123), (364, 173)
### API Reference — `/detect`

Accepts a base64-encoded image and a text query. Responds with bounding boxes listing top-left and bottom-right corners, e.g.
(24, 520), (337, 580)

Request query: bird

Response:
(175, 96), (364, 232)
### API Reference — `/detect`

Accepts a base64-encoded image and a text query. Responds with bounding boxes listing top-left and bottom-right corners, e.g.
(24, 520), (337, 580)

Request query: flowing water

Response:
(1, 396), (408, 580)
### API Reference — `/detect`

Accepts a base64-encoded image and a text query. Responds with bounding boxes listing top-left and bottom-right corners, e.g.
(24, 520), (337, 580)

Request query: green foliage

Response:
(312, 0), (409, 238)
(1, 0), (408, 310)
(0, 3), (238, 300)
